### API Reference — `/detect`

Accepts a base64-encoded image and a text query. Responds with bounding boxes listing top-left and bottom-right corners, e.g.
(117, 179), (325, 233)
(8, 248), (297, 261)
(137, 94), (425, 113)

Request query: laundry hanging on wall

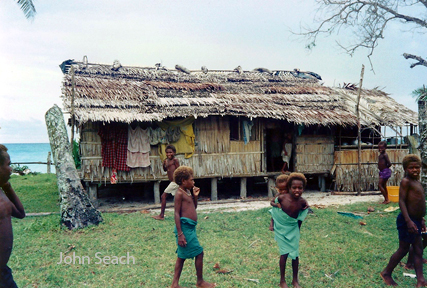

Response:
(126, 125), (151, 168)
(98, 123), (130, 172)
(157, 116), (195, 161)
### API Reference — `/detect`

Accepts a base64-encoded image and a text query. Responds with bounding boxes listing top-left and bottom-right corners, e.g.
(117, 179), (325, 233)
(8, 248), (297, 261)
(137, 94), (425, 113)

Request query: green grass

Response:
(9, 174), (59, 213)
(5, 174), (422, 287)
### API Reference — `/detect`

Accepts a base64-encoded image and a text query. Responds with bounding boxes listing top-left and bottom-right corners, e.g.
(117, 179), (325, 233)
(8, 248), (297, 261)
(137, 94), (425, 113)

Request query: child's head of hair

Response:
(287, 172), (307, 189)
(166, 145), (176, 154)
(378, 141), (387, 148)
(402, 154), (421, 170)
(276, 174), (289, 187)
(173, 166), (193, 185)
(0, 144), (8, 165)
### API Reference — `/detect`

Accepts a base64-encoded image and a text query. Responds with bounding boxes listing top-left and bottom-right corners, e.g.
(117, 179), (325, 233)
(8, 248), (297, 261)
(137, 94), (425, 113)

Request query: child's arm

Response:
(175, 158), (180, 169)
(281, 163), (286, 174)
(270, 197), (280, 208)
(399, 179), (418, 233)
(385, 153), (392, 168)
(192, 186), (199, 209)
(162, 159), (168, 171)
(1, 182), (25, 219)
(174, 191), (186, 247)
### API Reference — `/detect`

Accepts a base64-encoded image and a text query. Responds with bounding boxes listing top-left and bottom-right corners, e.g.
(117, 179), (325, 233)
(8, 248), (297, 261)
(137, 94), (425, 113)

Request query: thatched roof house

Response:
(59, 58), (417, 202)
(60, 60), (416, 128)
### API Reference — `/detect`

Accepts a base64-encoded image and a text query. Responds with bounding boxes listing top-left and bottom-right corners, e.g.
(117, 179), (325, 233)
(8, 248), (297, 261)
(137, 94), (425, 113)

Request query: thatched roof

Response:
(60, 59), (417, 127)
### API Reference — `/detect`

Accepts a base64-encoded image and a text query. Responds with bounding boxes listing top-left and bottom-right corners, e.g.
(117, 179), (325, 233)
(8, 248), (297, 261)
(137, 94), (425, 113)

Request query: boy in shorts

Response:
(381, 154), (426, 287)
(153, 145), (179, 220)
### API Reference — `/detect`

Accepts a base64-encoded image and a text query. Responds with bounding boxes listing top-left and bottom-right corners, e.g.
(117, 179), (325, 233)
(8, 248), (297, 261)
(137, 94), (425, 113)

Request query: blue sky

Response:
(0, 0), (425, 143)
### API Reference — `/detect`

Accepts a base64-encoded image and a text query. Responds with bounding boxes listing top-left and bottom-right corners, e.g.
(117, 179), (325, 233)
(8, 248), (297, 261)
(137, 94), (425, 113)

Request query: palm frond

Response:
(16, 0), (36, 19)
(412, 85), (427, 101)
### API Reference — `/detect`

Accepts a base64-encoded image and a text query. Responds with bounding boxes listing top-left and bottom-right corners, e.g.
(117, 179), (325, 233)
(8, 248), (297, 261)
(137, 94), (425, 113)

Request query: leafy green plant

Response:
(11, 164), (29, 175)
(72, 140), (81, 169)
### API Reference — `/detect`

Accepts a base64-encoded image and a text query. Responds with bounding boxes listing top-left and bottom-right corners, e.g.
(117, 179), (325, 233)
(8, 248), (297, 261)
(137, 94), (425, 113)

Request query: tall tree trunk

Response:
(418, 100), (427, 191)
(45, 105), (103, 229)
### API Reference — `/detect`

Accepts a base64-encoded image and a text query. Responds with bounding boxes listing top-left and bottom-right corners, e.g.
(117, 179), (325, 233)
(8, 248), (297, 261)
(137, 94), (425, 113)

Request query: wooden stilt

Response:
(211, 178), (218, 201)
(154, 181), (160, 204)
(240, 177), (247, 199)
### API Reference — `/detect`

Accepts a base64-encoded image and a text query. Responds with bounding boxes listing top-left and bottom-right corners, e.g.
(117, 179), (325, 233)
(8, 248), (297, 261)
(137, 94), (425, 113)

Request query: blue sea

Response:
(5, 143), (55, 173)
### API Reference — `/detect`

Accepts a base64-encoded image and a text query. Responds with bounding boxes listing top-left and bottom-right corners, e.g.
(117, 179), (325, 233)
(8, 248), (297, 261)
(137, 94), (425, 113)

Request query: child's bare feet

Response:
(416, 280), (427, 287)
(279, 281), (290, 288)
(381, 200), (391, 204)
(170, 285), (186, 288)
(380, 272), (398, 286)
(292, 280), (302, 288)
(196, 281), (216, 288)
(404, 263), (414, 270)
(152, 215), (164, 220)
(269, 225), (274, 231)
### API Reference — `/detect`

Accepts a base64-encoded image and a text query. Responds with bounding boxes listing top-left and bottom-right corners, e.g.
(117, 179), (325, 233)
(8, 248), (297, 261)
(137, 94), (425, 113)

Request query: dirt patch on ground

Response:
(99, 190), (385, 214)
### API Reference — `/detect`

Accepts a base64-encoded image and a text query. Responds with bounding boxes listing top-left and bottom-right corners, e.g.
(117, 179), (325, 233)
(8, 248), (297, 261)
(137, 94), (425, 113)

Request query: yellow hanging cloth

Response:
(157, 116), (195, 161)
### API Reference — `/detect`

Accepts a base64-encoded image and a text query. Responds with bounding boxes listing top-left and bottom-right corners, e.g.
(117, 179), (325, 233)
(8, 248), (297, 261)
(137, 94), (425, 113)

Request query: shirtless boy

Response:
(378, 141), (392, 204)
(0, 144), (25, 288)
(381, 154), (426, 287)
(171, 166), (215, 288)
(269, 174), (289, 231)
(270, 172), (309, 288)
(153, 145), (179, 220)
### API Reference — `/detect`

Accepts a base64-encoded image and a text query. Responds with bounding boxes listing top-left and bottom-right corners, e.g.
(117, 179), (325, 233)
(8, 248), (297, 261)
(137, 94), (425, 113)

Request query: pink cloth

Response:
(126, 126), (151, 168)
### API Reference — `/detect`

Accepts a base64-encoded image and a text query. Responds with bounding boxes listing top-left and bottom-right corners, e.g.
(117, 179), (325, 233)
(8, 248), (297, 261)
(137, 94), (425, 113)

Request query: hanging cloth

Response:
(126, 125), (151, 168)
(242, 120), (253, 145)
(98, 123), (130, 172)
(157, 117), (195, 161)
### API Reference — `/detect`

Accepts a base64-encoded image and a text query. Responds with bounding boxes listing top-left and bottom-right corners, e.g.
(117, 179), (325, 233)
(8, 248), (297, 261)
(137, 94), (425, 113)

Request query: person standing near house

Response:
(378, 141), (392, 204)
(153, 145), (180, 220)
(171, 166), (216, 288)
(381, 154), (426, 287)
(270, 172), (309, 288)
(0, 144), (26, 288)
(281, 133), (293, 173)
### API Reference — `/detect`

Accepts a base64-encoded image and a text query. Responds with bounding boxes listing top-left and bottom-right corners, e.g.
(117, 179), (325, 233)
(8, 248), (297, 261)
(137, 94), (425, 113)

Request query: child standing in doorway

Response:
(378, 141), (392, 204)
(153, 145), (179, 220)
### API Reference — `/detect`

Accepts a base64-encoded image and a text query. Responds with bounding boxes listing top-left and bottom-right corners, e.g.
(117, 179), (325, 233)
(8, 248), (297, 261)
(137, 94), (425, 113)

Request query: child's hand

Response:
(408, 221), (419, 234)
(178, 234), (187, 247)
(277, 203), (281, 209)
(193, 187), (200, 197)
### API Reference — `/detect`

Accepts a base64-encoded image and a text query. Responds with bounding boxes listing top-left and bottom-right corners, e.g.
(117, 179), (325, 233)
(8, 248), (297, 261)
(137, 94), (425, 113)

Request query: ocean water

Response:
(5, 143), (55, 173)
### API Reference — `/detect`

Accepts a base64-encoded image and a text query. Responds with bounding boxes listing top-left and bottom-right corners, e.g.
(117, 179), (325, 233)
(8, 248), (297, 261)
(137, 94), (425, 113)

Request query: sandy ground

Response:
(98, 190), (386, 214)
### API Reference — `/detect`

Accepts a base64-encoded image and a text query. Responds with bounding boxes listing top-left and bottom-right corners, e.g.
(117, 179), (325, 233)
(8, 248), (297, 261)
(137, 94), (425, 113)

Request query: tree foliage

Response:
(301, 0), (427, 69)
(15, 0), (36, 19)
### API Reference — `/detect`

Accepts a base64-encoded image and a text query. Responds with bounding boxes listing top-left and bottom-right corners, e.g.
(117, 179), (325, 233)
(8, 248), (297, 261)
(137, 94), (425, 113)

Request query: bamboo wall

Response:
(79, 117), (262, 183)
(333, 149), (407, 192)
(295, 135), (334, 174)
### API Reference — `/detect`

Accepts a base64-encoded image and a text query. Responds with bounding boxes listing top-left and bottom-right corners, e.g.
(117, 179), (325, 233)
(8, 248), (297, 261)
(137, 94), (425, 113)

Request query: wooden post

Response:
(267, 177), (275, 198)
(154, 181), (160, 204)
(240, 177), (247, 199)
(47, 152), (52, 174)
(211, 178), (218, 201)
(356, 65), (365, 196)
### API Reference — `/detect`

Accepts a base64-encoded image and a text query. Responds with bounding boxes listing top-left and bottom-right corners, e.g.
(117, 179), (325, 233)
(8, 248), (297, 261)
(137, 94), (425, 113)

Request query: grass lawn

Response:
(7, 174), (422, 287)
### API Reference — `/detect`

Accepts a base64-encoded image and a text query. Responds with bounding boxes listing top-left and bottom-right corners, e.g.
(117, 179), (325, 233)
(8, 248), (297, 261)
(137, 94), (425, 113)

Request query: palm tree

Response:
(15, 0), (36, 19)
(412, 85), (427, 102)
